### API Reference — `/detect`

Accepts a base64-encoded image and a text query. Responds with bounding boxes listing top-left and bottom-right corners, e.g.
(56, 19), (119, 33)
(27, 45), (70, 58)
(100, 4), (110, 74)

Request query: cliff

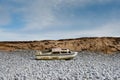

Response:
(0, 37), (120, 54)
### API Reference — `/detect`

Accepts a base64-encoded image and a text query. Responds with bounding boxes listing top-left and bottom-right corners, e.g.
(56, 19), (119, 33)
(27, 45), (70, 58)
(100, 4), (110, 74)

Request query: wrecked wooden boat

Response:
(35, 48), (78, 60)
(35, 52), (78, 60)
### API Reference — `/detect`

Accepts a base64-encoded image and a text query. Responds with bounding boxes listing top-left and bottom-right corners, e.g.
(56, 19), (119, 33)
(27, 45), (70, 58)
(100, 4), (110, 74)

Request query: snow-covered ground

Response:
(0, 51), (120, 80)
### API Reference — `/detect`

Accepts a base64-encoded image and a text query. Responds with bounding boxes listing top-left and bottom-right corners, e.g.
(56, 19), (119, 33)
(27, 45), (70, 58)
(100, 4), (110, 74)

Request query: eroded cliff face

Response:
(0, 37), (120, 54)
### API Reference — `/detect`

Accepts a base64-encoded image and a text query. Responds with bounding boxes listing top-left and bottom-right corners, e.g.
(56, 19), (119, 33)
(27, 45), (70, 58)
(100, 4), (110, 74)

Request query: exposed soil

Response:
(0, 37), (120, 54)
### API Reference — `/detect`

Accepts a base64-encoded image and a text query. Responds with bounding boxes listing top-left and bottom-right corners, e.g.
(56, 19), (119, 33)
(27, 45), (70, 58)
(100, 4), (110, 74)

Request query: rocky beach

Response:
(0, 50), (120, 80)
(0, 37), (120, 80)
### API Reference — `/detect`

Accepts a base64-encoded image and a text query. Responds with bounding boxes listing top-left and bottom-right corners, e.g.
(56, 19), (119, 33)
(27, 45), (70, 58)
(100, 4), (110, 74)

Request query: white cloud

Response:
(0, 27), (55, 41)
(0, 6), (11, 26)
(0, 0), (119, 41)
(22, 0), (59, 31)
(41, 22), (120, 39)
(0, 21), (119, 41)
(0, 29), (19, 41)
(0, 0), (116, 29)
(21, 0), (114, 31)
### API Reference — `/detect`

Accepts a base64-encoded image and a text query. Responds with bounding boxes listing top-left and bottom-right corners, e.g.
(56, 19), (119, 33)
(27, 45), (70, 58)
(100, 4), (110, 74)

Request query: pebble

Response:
(0, 51), (120, 80)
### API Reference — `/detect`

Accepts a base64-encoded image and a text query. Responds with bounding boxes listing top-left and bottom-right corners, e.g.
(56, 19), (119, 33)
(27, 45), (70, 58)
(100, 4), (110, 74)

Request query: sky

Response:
(0, 0), (120, 41)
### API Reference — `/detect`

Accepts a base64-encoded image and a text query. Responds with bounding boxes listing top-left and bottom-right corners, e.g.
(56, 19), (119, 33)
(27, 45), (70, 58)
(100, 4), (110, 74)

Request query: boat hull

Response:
(35, 53), (78, 60)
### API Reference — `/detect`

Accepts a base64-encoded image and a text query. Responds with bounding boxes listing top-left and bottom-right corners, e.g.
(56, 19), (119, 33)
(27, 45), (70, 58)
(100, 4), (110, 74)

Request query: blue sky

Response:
(0, 0), (120, 41)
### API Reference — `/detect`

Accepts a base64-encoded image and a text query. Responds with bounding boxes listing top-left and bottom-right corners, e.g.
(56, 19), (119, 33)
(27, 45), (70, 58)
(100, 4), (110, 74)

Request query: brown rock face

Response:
(0, 37), (120, 54)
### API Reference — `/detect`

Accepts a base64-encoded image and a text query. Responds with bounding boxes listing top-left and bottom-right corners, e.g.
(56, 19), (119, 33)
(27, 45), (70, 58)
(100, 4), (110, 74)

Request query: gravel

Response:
(0, 50), (120, 80)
